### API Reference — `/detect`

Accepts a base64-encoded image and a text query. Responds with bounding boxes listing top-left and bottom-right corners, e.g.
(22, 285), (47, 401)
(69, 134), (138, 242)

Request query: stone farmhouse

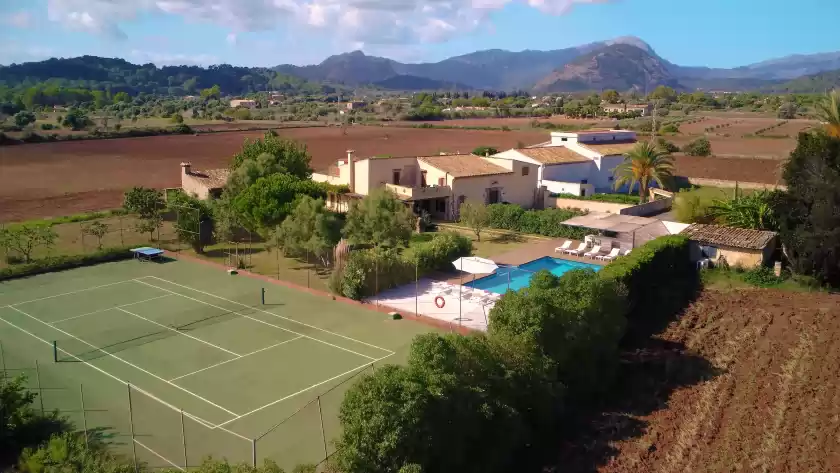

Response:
(180, 162), (230, 200)
(230, 99), (257, 108)
(601, 102), (653, 116)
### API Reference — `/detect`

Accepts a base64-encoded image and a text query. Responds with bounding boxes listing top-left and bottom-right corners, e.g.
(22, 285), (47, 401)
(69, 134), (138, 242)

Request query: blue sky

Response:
(2, 0), (839, 68)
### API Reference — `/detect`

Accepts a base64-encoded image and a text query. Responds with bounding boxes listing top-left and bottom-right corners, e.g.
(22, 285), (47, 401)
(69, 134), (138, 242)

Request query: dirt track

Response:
(561, 289), (840, 473)
(0, 126), (785, 222)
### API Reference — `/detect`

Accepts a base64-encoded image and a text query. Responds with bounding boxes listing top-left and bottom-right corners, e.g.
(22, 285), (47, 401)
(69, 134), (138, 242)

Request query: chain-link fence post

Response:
(0, 342), (6, 381)
(127, 384), (138, 473)
(80, 384), (89, 449)
(180, 409), (188, 469)
(318, 396), (328, 462)
(119, 215), (125, 246)
(251, 439), (257, 468)
(307, 248), (311, 288)
(35, 360), (45, 414)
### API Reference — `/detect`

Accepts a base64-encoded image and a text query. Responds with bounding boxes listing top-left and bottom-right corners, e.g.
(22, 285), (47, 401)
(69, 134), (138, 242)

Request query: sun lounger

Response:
(565, 242), (587, 255)
(583, 245), (602, 259)
(554, 240), (572, 253)
(623, 249), (632, 256)
(597, 248), (621, 261)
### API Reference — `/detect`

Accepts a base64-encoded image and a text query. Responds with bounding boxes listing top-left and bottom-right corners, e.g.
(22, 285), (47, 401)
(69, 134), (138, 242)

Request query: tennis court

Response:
(0, 258), (435, 470)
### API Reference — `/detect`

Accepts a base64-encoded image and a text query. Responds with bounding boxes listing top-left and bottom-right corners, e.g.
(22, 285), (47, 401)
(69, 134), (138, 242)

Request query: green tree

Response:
(683, 136), (712, 156)
(170, 113), (184, 124)
(81, 221), (110, 249)
(275, 196), (342, 265)
(342, 188), (414, 249)
(18, 432), (133, 473)
(648, 85), (677, 102)
(777, 131), (840, 287)
(123, 187), (164, 218)
(612, 141), (674, 202)
(777, 102), (798, 119)
(200, 85), (221, 100)
(1, 376), (69, 467)
(134, 215), (163, 242)
(112, 92), (130, 104)
(814, 89), (840, 138)
(0, 226), (58, 263)
(13, 111), (36, 128)
(471, 146), (498, 156)
(61, 109), (92, 131)
(227, 133), (313, 194)
(458, 201), (489, 242)
(233, 174), (328, 233)
(168, 192), (214, 253)
(600, 89), (620, 104)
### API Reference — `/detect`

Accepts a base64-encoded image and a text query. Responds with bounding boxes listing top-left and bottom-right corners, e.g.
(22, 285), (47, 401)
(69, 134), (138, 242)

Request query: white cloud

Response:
(226, 33), (238, 45)
(4, 11), (33, 28)
(130, 49), (220, 66)
(45, 0), (615, 46)
(0, 42), (55, 64)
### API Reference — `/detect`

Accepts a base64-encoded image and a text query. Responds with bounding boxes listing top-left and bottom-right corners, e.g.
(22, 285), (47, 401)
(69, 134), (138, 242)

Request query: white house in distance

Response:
(230, 99), (257, 108)
(492, 129), (638, 197)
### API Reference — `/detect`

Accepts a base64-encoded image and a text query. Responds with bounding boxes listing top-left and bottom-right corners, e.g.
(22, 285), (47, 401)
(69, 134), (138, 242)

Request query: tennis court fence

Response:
(0, 342), (382, 471)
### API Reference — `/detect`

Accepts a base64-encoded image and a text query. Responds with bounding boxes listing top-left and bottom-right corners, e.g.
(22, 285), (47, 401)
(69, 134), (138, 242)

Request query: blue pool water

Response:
(465, 257), (601, 294)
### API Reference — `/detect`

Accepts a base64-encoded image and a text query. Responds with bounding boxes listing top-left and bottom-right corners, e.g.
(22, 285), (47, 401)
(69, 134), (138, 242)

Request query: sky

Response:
(1, 0), (839, 68)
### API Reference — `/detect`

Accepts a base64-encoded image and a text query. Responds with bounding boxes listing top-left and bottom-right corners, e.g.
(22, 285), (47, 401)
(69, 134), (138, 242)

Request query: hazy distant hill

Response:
(372, 75), (472, 91)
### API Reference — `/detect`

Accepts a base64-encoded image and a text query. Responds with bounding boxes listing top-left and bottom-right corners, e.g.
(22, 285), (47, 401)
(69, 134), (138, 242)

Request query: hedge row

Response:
(0, 246), (138, 281)
(333, 232), (472, 300)
(551, 193), (641, 205)
(486, 204), (588, 239)
(598, 235), (697, 332)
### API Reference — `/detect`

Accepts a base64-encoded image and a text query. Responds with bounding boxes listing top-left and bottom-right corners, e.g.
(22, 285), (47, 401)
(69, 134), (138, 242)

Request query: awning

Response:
(562, 212), (661, 233)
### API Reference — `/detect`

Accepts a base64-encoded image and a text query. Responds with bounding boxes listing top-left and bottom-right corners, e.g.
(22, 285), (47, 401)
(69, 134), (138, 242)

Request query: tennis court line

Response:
(6, 305), (242, 418)
(9, 279), (138, 307)
(214, 352), (394, 429)
(140, 276), (396, 356)
(134, 439), (185, 471)
(134, 279), (381, 361)
(50, 294), (173, 325)
(168, 336), (304, 382)
(115, 307), (242, 357)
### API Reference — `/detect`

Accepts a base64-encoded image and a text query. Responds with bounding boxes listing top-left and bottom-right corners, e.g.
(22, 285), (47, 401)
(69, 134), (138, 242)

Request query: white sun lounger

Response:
(597, 248), (621, 261)
(554, 240), (572, 253)
(583, 245), (603, 259)
(565, 242), (587, 255)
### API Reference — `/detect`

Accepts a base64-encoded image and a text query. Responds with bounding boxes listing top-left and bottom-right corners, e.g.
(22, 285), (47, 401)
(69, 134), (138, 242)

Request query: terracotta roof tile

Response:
(514, 147), (591, 165)
(579, 140), (638, 155)
(681, 224), (777, 250)
(419, 154), (512, 178)
(187, 168), (230, 189)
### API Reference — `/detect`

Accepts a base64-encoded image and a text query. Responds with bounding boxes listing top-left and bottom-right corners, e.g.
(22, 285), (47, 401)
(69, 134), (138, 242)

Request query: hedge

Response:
(333, 232), (472, 300)
(551, 193), (641, 205)
(0, 246), (138, 281)
(598, 235), (697, 332)
(486, 204), (587, 239)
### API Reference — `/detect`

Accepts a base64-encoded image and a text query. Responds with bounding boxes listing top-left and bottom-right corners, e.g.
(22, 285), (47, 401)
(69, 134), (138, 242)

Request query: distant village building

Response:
(601, 102), (652, 116)
(230, 99), (257, 109)
(346, 101), (367, 110)
(180, 163), (230, 200)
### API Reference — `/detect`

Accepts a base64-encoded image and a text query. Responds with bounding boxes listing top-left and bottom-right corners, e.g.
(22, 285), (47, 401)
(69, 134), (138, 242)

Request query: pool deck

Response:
(439, 238), (606, 286)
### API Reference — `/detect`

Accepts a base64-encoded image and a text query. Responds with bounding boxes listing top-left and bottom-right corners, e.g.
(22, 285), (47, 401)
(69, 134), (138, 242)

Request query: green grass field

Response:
(0, 257), (437, 470)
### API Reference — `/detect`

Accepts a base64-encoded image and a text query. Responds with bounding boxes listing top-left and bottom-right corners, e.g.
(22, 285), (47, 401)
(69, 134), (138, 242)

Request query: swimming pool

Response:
(465, 257), (602, 294)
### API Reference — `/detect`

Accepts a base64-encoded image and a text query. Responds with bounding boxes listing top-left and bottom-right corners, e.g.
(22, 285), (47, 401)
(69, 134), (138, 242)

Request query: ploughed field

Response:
(560, 289), (840, 473)
(0, 124), (784, 222)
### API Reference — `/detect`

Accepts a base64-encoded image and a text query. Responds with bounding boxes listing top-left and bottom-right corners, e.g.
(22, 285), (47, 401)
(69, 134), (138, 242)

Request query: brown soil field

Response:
(0, 126), (547, 222)
(767, 120), (815, 136)
(679, 117), (723, 134)
(559, 289), (840, 473)
(672, 154), (783, 184)
(392, 116), (617, 129)
(669, 135), (797, 158)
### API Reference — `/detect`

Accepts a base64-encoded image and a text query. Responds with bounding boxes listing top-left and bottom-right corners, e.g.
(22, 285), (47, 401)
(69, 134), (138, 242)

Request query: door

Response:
(488, 189), (500, 204)
(421, 170), (428, 187)
(392, 170), (401, 185)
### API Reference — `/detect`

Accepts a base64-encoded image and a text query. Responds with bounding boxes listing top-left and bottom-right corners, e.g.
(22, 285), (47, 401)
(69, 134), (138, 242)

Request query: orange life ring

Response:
(434, 296), (446, 308)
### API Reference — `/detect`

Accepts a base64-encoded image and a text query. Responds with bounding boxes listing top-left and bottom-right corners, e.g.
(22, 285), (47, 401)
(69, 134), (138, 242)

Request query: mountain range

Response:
(274, 36), (840, 93)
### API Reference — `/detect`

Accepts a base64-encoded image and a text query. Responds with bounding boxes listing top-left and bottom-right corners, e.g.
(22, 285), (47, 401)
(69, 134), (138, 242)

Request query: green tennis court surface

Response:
(0, 258), (436, 470)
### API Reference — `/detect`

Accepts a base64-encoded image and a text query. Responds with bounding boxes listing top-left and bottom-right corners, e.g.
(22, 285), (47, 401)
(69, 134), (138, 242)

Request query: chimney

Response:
(346, 150), (355, 193)
(180, 162), (192, 175)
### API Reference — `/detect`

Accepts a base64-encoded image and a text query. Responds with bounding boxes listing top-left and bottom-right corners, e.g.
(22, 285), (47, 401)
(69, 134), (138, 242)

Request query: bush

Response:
(552, 193), (641, 205)
(659, 123), (679, 134)
(742, 265), (783, 287)
(0, 246), (136, 281)
(598, 235), (697, 333)
(683, 136), (712, 156)
(409, 231), (471, 272)
(486, 204), (587, 239)
(39, 123), (55, 130)
(656, 137), (680, 153)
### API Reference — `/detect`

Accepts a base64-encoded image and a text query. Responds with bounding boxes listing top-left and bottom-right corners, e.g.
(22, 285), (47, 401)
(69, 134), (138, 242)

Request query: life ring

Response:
(434, 296), (446, 309)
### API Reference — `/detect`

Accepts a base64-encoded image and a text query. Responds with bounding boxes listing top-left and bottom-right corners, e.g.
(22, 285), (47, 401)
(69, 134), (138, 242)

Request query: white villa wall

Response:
(542, 181), (592, 196)
(542, 161), (593, 184)
(550, 130), (635, 145)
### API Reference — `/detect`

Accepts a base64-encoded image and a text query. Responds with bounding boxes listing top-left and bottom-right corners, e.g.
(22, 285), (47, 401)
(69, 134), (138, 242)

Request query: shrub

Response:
(553, 193), (641, 205)
(39, 123), (55, 130)
(742, 265), (782, 287)
(683, 136), (712, 156)
(409, 232), (471, 272)
(659, 123), (679, 134)
(486, 204), (587, 239)
(598, 235), (696, 333)
(0, 246), (137, 281)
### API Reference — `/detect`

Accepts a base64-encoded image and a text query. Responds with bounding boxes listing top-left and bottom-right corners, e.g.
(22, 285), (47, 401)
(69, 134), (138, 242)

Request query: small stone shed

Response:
(681, 223), (778, 268)
(180, 162), (230, 200)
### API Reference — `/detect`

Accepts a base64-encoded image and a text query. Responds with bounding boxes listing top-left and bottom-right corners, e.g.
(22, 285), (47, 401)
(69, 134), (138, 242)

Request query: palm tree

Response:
(815, 89), (840, 138)
(613, 141), (674, 203)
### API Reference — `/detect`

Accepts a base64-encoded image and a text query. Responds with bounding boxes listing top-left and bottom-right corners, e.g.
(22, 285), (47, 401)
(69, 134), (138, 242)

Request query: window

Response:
(580, 179), (588, 184)
(421, 170), (427, 187)
(392, 170), (401, 185)
(608, 176), (614, 182)
(700, 245), (718, 258)
(436, 199), (446, 213)
(522, 166), (530, 176)
(561, 137), (568, 142)
(488, 189), (501, 204)
(438, 177), (446, 186)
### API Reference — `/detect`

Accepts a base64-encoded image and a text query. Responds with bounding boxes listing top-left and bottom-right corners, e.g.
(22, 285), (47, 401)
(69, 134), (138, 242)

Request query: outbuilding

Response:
(680, 224), (777, 268)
